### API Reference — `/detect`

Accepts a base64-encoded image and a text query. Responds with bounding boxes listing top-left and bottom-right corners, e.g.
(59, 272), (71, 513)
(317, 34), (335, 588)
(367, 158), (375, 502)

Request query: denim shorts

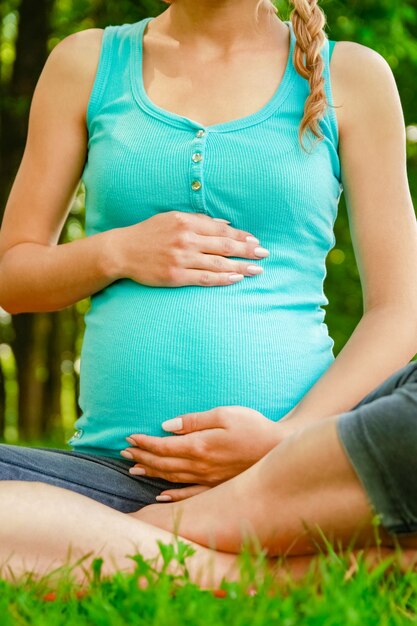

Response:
(336, 360), (417, 536)
(0, 445), (196, 512)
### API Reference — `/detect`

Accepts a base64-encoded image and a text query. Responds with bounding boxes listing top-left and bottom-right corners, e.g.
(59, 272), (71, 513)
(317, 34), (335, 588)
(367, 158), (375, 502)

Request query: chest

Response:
(141, 38), (290, 128)
(84, 110), (339, 246)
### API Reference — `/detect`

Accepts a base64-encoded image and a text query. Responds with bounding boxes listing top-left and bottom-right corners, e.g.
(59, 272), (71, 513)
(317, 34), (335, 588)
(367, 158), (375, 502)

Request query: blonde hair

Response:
(161, 0), (329, 152)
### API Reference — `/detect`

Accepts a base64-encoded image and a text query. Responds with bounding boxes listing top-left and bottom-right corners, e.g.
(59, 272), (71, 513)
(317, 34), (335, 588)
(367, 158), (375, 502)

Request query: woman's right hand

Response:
(109, 211), (270, 287)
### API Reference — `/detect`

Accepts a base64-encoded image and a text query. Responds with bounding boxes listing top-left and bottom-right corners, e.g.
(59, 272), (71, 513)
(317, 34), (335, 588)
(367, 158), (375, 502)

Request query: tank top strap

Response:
(86, 25), (116, 129)
(86, 23), (135, 132)
(320, 36), (339, 151)
(328, 39), (337, 62)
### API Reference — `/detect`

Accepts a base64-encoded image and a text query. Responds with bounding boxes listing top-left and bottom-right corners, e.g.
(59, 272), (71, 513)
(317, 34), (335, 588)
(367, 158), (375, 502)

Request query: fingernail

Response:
(246, 236), (259, 243)
(254, 246), (269, 258)
(156, 495), (173, 502)
(120, 450), (133, 459)
(247, 265), (263, 275)
(161, 417), (183, 432)
(213, 218), (231, 224)
(129, 467), (146, 476)
(125, 437), (135, 445)
(229, 274), (244, 282)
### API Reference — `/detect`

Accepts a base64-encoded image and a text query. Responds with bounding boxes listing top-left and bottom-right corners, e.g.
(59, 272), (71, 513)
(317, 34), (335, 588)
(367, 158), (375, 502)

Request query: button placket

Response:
(189, 128), (207, 213)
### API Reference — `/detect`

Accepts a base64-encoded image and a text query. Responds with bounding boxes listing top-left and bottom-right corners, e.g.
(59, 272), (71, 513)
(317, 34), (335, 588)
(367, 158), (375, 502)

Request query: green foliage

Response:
(1, 536), (417, 625)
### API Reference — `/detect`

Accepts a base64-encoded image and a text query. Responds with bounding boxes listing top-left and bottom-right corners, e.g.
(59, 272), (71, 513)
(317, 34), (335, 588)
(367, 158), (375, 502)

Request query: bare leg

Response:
(0, 480), (321, 588)
(133, 415), (417, 556)
(0, 481), (240, 589)
(0, 480), (415, 590)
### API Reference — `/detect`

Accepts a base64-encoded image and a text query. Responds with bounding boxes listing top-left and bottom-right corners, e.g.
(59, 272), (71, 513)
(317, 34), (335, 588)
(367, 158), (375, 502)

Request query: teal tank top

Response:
(69, 17), (342, 458)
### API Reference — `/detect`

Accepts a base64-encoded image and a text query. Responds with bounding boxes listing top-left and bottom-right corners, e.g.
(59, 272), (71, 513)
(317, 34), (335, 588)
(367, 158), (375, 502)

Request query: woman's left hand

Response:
(122, 406), (292, 500)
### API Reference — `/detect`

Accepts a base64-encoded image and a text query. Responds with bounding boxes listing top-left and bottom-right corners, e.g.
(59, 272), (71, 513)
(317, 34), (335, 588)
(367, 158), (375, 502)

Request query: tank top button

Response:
(191, 180), (202, 191)
(195, 129), (205, 137)
(192, 152), (203, 163)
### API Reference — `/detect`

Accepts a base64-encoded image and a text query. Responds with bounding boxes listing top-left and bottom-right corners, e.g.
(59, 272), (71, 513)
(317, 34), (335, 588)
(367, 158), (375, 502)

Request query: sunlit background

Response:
(0, 0), (416, 446)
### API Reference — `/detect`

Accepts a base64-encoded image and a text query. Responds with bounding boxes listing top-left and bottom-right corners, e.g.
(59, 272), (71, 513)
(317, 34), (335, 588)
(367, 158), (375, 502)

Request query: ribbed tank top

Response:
(69, 17), (343, 458)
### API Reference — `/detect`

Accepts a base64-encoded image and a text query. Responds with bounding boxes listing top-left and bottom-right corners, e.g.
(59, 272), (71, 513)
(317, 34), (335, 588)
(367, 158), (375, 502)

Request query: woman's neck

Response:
(156, 0), (285, 54)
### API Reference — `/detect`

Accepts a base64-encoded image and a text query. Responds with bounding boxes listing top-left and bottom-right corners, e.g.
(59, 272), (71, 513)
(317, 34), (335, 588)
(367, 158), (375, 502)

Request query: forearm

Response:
(280, 305), (417, 429)
(0, 229), (122, 314)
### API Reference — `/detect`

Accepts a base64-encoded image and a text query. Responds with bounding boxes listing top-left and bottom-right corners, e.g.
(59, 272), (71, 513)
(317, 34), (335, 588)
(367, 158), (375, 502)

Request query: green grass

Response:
(1, 538), (417, 625)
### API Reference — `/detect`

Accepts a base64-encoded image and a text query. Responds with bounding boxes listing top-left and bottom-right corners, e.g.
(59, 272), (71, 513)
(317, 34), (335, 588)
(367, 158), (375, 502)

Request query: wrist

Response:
(99, 228), (128, 282)
(262, 419), (295, 452)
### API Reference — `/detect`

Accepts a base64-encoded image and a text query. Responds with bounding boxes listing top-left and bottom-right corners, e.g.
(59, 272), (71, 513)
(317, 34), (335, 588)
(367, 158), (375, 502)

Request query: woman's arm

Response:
(0, 26), (264, 313)
(281, 41), (417, 429)
(0, 29), (121, 314)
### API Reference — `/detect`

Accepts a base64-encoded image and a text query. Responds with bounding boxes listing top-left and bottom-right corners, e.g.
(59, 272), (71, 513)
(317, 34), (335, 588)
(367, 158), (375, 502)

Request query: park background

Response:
(0, 0), (416, 446)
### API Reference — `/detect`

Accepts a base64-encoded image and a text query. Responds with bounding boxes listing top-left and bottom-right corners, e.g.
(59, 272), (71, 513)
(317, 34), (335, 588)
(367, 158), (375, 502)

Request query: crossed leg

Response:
(0, 414), (415, 589)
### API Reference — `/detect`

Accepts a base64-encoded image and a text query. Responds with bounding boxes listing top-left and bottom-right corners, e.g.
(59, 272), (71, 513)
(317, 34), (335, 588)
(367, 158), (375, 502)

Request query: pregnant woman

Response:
(0, 0), (417, 551)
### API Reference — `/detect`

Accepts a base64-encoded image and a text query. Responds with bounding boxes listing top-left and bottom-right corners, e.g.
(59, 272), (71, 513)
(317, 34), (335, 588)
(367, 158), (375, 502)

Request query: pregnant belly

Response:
(70, 280), (335, 457)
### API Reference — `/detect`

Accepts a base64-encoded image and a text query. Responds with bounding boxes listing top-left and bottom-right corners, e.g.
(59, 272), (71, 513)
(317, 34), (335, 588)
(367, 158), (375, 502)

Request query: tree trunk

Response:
(2, 0), (54, 440)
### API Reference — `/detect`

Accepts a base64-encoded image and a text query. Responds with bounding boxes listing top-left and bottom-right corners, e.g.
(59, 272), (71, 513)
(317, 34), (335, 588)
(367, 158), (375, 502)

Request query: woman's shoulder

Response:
(44, 28), (112, 123)
(330, 39), (392, 77)
(44, 21), (146, 127)
(48, 28), (104, 80)
(50, 28), (104, 61)
(44, 29), (104, 100)
(327, 39), (398, 137)
(49, 22), (140, 82)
